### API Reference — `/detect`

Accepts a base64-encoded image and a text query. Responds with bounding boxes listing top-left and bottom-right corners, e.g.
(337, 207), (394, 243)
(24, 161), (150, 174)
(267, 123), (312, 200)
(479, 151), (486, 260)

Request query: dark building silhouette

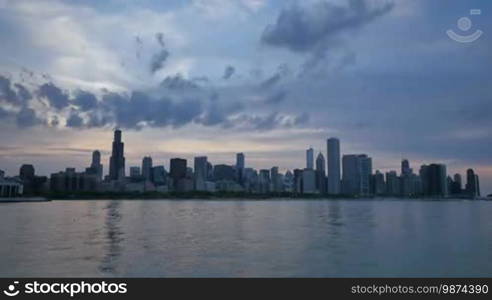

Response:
(152, 166), (167, 186)
(401, 159), (411, 176)
(426, 164), (447, 197)
(50, 168), (98, 193)
(109, 129), (125, 181)
(450, 173), (462, 195)
(213, 164), (235, 181)
(342, 154), (372, 196)
(86, 150), (103, 181)
(236, 153), (245, 184)
(142, 156), (153, 181)
(371, 170), (386, 195)
(20, 164), (35, 180)
(466, 169), (480, 198)
(293, 169), (303, 194)
(315, 152), (327, 194)
(19, 164), (47, 195)
(170, 158), (187, 191)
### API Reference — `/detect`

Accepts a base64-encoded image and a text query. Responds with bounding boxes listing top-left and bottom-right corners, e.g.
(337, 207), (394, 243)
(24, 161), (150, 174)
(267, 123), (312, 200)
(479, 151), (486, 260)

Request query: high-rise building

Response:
(371, 170), (386, 195)
(293, 169), (303, 193)
(342, 154), (372, 196)
(327, 138), (341, 195)
(386, 171), (400, 196)
(360, 155), (372, 195)
(306, 148), (314, 170)
(19, 164), (35, 180)
(236, 153), (245, 169)
(109, 129), (125, 181)
(315, 152), (327, 194)
(466, 169), (480, 198)
(270, 167), (281, 192)
(194, 156), (208, 191)
(450, 173), (462, 195)
(170, 158), (187, 191)
(401, 159), (411, 176)
(129, 166), (141, 179)
(89, 150), (103, 181)
(236, 153), (245, 184)
(142, 156), (153, 181)
(213, 164), (235, 181)
(302, 168), (316, 194)
(426, 164), (447, 197)
(258, 169), (271, 193)
(19, 164), (47, 195)
(152, 166), (167, 186)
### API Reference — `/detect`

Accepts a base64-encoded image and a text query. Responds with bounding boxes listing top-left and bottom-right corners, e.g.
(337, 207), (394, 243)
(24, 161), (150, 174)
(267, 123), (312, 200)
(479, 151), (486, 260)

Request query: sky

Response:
(0, 0), (491, 195)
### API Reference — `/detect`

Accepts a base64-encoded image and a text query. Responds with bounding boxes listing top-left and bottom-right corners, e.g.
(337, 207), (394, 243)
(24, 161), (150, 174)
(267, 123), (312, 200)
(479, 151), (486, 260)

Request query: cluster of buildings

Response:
(0, 130), (482, 198)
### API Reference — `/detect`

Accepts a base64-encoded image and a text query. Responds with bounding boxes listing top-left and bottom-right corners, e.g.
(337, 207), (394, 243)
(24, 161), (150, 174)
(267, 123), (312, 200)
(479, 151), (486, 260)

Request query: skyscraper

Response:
(109, 129), (125, 181)
(236, 153), (245, 170)
(170, 158), (187, 191)
(302, 168), (316, 194)
(142, 156), (153, 181)
(401, 159), (411, 176)
(427, 164), (447, 197)
(306, 148), (314, 170)
(236, 153), (245, 184)
(270, 166), (280, 192)
(129, 166), (141, 179)
(194, 156), (208, 191)
(466, 169), (480, 198)
(342, 154), (372, 196)
(327, 138), (341, 195)
(315, 152), (327, 194)
(90, 150), (103, 181)
(359, 155), (372, 196)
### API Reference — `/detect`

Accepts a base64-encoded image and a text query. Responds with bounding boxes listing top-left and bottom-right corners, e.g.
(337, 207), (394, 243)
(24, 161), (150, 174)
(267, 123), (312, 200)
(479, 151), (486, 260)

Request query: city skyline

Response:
(0, 127), (490, 195)
(1, 0), (491, 195)
(0, 128), (484, 198)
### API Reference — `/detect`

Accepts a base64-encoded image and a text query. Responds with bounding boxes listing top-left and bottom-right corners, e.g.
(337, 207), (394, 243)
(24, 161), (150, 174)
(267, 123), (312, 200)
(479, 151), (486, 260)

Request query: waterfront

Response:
(1, 199), (491, 277)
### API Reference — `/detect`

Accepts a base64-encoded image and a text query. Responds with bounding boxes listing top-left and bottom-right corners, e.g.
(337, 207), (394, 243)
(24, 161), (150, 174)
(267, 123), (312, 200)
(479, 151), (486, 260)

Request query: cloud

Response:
(150, 32), (171, 74)
(261, 0), (394, 52)
(16, 107), (42, 128)
(150, 49), (171, 74)
(264, 90), (288, 104)
(66, 111), (84, 128)
(0, 75), (31, 105)
(222, 65), (235, 80)
(160, 74), (200, 91)
(228, 112), (309, 131)
(73, 90), (98, 111)
(259, 64), (290, 89)
(156, 32), (165, 48)
(37, 83), (70, 110)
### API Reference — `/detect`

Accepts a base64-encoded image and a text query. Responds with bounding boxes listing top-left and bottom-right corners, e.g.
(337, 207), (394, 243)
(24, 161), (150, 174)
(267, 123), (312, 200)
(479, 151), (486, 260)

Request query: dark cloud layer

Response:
(1, 76), (308, 131)
(37, 82), (70, 110)
(223, 65), (235, 80)
(161, 74), (199, 91)
(261, 0), (394, 52)
(150, 32), (170, 74)
(0, 75), (32, 105)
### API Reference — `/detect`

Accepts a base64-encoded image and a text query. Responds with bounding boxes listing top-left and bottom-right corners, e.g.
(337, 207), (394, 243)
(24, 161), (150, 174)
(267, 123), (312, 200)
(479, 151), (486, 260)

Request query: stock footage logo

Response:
(446, 9), (483, 43)
(3, 281), (20, 297)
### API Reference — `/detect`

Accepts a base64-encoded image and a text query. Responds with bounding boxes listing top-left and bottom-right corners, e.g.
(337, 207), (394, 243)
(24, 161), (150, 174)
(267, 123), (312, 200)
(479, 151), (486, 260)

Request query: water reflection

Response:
(99, 200), (124, 275)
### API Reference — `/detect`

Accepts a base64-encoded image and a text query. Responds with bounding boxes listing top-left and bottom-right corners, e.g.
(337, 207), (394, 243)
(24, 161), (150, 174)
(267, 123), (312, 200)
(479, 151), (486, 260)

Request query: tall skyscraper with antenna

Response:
(109, 129), (125, 181)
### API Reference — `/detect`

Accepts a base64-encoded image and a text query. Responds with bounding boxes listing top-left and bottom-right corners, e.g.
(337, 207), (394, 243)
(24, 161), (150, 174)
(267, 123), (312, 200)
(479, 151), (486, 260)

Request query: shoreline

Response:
(2, 193), (486, 202)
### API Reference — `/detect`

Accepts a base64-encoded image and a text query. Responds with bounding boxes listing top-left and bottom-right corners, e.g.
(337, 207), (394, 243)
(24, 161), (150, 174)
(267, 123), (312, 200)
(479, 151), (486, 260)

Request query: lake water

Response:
(1, 199), (491, 277)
